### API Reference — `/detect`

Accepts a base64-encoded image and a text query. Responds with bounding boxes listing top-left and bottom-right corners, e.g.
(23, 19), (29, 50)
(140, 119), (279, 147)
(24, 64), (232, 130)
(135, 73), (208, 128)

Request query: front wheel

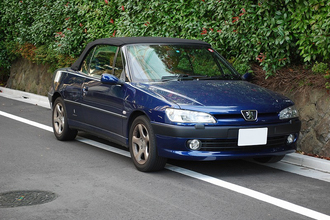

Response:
(254, 155), (285, 163)
(129, 116), (167, 172)
(52, 97), (77, 141)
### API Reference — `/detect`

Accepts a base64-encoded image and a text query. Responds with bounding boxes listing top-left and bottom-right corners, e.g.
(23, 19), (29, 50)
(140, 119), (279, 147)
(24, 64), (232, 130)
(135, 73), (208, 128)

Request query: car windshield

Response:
(125, 45), (240, 82)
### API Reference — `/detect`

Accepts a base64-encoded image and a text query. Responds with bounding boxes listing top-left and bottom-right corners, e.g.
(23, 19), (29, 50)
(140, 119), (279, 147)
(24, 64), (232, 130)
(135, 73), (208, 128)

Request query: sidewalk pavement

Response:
(1, 86), (330, 174)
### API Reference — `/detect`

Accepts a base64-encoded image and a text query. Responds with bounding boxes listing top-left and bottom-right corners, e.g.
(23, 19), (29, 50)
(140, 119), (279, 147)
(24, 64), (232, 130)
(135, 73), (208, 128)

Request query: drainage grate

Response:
(0, 190), (57, 208)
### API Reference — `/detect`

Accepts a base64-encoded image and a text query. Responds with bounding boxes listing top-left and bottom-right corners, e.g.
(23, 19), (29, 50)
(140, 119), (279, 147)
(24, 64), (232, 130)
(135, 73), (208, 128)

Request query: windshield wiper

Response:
(161, 74), (238, 82)
(161, 74), (194, 82)
(196, 74), (241, 80)
(197, 76), (223, 80)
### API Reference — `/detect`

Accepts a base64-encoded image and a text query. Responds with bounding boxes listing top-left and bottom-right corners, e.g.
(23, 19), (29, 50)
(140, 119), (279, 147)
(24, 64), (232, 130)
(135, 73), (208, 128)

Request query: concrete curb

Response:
(1, 86), (330, 173)
(0, 86), (50, 109)
(283, 153), (330, 173)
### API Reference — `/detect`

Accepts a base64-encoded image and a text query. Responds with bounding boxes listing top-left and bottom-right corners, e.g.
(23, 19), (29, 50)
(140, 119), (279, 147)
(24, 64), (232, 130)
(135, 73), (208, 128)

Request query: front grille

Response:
(213, 112), (278, 120)
(212, 112), (281, 126)
(200, 136), (287, 152)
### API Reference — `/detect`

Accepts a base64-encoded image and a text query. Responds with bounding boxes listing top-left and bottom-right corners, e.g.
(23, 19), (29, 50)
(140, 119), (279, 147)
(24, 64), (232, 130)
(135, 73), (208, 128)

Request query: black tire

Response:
(129, 116), (167, 172)
(254, 155), (285, 163)
(52, 97), (77, 141)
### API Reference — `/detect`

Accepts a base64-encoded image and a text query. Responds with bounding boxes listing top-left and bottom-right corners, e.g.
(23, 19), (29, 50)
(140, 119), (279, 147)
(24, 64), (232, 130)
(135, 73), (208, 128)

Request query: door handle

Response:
(83, 86), (88, 96)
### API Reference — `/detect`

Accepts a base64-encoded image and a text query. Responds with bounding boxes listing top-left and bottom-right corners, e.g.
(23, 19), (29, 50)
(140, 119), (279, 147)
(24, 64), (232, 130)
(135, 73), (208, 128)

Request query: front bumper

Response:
(151, 118), (301, 160)
(48, 87), (55, 109)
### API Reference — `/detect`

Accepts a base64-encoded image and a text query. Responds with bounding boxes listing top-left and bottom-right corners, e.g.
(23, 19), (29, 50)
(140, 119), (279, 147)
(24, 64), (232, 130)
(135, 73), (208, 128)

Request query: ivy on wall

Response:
(0, 0), (329, 76)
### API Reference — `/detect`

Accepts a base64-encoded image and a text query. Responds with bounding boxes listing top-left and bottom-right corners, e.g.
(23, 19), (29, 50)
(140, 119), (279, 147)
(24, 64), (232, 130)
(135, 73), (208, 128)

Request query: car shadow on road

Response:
(167, 158), (283, 179)
(77, 131), (285, 179)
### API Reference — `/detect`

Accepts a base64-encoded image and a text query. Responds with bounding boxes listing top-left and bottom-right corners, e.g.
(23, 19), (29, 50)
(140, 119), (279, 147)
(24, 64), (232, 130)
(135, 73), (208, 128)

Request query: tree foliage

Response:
(0, 0), (329, 76)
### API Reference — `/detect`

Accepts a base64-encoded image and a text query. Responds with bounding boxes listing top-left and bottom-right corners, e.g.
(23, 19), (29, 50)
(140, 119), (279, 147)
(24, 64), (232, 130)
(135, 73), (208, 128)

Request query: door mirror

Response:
(101, 73), (124, 85)
(241, 72), (253, 81)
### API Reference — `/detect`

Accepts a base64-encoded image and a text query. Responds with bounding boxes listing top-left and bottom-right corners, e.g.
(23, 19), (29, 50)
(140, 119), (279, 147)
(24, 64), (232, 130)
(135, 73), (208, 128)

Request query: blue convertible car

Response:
(48, 37), (301, 171)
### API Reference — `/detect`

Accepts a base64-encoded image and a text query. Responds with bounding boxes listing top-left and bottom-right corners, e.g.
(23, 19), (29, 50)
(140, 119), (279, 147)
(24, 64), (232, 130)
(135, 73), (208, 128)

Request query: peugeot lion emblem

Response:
(241, 110), (258, 121)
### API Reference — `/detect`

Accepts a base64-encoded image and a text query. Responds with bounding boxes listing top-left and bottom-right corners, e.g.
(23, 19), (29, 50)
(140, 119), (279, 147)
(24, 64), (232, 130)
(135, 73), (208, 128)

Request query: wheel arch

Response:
(127, 110), (167, 171)
(126, 110), (149, 139)
(52, 95), (77, 141)
(51, 92), (62, 107)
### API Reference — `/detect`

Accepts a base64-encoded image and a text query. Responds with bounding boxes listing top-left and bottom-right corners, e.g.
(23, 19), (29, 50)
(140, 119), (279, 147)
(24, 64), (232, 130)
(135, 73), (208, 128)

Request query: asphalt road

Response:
(0, 96), (330, 220)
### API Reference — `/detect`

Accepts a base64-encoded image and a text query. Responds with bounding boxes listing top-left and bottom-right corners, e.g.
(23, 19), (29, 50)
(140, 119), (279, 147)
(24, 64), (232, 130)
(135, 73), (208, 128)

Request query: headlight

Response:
(279, 105), (299, 119)
(165, 108), (216, 123)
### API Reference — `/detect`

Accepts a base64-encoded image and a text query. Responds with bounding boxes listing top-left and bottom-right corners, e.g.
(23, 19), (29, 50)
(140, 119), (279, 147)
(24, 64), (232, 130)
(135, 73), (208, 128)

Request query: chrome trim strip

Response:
(64, 70), (102, 81)
(65, 99), (127, 119)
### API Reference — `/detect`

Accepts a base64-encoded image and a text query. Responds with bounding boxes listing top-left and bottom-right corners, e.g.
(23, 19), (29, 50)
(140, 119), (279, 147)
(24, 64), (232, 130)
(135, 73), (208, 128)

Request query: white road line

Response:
(165, 165), (330, 220)
(75, 136), (130, 158)
(1, 109), (330, 220)
(0, 110), (53, 132)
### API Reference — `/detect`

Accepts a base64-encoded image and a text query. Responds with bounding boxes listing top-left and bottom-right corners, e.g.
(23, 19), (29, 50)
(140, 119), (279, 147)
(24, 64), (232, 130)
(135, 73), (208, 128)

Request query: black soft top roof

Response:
(71, 37), (211, 71)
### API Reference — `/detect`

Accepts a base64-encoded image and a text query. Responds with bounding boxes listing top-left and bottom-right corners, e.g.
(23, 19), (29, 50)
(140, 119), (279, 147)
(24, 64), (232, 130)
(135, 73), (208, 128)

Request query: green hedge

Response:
(0, 0), (329, 76)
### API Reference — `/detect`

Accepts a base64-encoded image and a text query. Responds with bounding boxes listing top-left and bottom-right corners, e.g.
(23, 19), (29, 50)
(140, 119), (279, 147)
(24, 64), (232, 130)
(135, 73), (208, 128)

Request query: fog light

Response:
(188, 139), (202, 150)
(287, 134), (295, 144)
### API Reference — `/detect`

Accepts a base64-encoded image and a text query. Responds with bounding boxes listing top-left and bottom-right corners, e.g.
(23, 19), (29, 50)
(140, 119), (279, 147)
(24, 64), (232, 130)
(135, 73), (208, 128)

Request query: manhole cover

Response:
(0, 190), (57, 208)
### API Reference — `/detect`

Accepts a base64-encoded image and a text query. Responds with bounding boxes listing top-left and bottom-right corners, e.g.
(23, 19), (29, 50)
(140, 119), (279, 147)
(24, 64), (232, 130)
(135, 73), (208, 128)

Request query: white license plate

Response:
(238, 128), (268, 146)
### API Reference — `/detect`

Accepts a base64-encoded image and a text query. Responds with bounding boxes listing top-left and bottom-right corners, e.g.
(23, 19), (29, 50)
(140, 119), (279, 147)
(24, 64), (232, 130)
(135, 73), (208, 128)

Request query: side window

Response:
(90, 45), (117, 77)
(81, 47), (95, 74)
(81, 45), (118, 77)
(114, 50), (124, 79)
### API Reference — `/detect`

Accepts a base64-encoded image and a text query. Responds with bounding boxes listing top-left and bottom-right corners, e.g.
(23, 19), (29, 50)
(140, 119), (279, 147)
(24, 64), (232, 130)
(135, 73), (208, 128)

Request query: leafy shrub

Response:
(312, 61), (329, 74)
(0, 39), (12, 71)
(0, 0), (329, 77)
(290, 0), (330, 62)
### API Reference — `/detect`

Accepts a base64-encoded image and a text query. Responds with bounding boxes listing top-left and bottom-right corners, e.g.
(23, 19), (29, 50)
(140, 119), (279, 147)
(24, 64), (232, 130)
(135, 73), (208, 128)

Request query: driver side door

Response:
(80, 45), (127, 143)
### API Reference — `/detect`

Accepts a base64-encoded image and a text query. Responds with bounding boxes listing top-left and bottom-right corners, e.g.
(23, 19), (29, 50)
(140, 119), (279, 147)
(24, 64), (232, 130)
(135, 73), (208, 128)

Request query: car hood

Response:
(135, 80), (294, 114)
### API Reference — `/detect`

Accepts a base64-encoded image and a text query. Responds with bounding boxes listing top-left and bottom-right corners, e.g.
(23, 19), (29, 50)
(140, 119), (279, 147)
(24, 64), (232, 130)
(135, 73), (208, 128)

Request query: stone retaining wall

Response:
(286, 89), (330, 157)
(6, 58), (52, 96)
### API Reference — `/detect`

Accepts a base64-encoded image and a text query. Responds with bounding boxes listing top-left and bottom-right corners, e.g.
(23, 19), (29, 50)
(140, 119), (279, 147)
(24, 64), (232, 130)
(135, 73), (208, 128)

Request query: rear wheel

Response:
(254, 155), (285, 163)
(52, 97), (77, 141)
(129, 116), (167, 172)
